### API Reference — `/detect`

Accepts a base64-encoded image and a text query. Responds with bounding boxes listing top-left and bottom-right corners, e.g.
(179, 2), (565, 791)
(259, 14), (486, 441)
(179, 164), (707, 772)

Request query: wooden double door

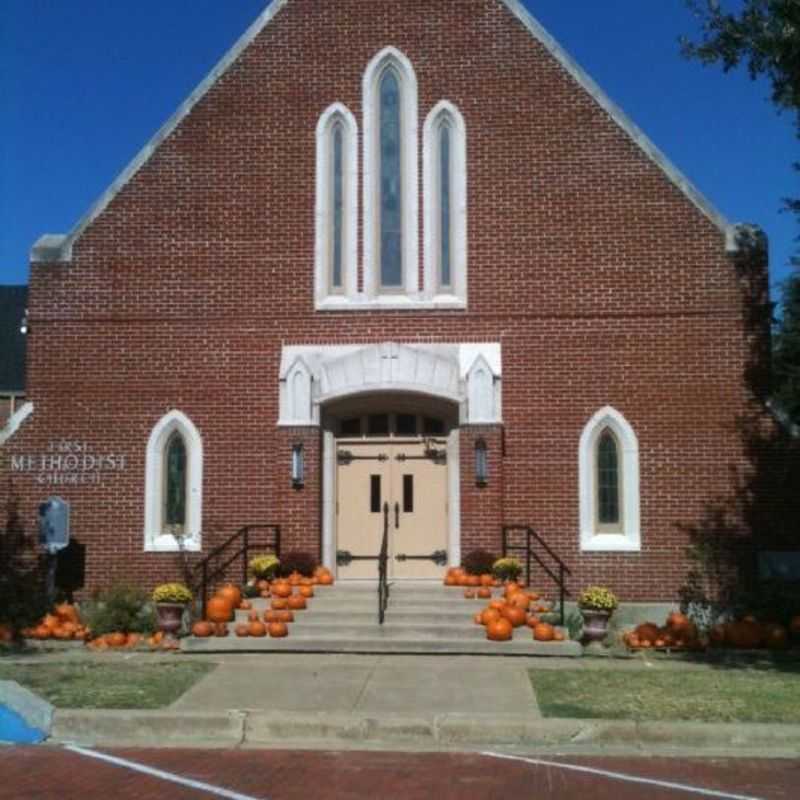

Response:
(336, 439), (448, 580)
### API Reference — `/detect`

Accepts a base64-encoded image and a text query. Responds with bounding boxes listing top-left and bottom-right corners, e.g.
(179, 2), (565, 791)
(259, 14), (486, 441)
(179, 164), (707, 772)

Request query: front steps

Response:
(182, 582), (582, 656)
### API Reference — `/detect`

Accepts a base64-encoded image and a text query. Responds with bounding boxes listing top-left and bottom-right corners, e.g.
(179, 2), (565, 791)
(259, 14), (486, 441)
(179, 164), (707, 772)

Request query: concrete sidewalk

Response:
(171, 654), (540, 716)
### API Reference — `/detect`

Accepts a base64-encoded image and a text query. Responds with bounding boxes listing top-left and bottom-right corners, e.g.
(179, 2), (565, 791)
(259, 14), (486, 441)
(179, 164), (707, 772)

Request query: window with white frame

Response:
(144, 410), (203, 552)
(578, 406), (640, 552)
(315, 103), (358, 307)
(423, 101), (467, 304)
(362, 47), (419, 302)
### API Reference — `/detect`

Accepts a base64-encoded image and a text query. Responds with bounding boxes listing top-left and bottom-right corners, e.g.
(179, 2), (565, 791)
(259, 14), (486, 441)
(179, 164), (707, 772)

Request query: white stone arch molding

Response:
(144, 410), (203, 552)
(362, 46), (419, 302)
(315, 103), (358, 308)
(423, 100), (467, 306)
(578, 406), (640, 552)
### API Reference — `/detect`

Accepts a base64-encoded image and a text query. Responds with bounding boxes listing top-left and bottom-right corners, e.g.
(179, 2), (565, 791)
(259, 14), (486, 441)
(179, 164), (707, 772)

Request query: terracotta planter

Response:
(155, 602), (186, 639)
(580, 608), (612, 645)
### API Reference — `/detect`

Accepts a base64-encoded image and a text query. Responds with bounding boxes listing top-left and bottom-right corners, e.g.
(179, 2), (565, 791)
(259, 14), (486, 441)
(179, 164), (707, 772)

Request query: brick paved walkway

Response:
(0, 747), (797, 799)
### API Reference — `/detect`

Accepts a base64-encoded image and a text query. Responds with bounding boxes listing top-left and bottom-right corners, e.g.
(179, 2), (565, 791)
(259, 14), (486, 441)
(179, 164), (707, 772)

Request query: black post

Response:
(526, 528), (532, 587)
(559, 564), (565, 626)
(242, 527), (249, 586)
(275, 525), (281, 558)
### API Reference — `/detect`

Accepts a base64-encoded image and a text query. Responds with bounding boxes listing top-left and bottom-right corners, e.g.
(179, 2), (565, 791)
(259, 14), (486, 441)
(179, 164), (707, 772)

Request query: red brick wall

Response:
(2, 0), (767, 601)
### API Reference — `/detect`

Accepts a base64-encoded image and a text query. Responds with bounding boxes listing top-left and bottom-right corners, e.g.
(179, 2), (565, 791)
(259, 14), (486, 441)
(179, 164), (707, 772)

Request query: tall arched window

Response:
(423, 101), (467, 304)
(164, 431), (187, 533)
(144, 410), (203, 551)
(579, 407), (640, 552)
(315, 103), (358, 307)
(363, 47), (418, 301)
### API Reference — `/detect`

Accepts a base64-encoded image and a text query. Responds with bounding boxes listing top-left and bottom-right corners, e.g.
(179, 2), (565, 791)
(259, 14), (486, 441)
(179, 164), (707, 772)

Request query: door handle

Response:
(394, 502), (400, 529)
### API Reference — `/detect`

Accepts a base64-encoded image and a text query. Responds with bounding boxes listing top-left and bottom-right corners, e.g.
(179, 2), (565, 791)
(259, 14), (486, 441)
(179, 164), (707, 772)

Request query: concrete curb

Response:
(0, 681), (54, 735)
(48, 709), (800, 753)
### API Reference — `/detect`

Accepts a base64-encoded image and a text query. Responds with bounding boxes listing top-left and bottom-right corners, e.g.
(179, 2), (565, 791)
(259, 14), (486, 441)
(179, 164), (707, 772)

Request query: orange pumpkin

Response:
(192, 621), (213, 637)
(503, 583), (521, 598)
(107, 631), (127, 647)
(214, 622), (229, 637)
(464, 589), (476, 599)
(486, 618), (513, 641)
(260, 590), (271, 599)
(264, 610), (280, 623)
(444, 575), (459, 587)
(268, 622), (289, 638)
(55, 603), (79, 624)
(481, 608), (502, 626)
(501, 606), (527, 628)
(457, 575), (470, 587)
(466, 575), (481, 587)
(234, 623), (250, 637)
(299, 585), (314, 598)
(763, 623), (788, 650)
(533, 623), (555, 642)
(34, 624), (51, 640)
(287, 594), (307, 610)
(526, 615), (540, 629)
(479, 574), (494, 587)
(635, 623), (660, 643)
(216, 584), (242, 609)
(248, 621), (267, 637)
(489, 600), (506, 612)
(553, 630), (566, 642)
(288, 572), (303, 586)
(206, 595), (233, 623)
(126, 633), (141, 648)
(477, 587), (492, 599)
(271, 598), (289, 610)
(318, 573), (334, 586)
(473, 612), (484, 625)
(510, 593), (531, 610)
(43, 614), (60, 631)
(666, 611), (690, 633)
(274, 610), (294, 623)
(272, 582), (292, 598)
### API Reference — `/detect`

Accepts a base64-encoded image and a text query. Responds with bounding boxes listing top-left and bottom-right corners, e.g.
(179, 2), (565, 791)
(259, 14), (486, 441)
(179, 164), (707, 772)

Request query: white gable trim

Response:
(32, 0), (737, 264)
(31, 0), (291, 264)
(0, 402), (34, 445)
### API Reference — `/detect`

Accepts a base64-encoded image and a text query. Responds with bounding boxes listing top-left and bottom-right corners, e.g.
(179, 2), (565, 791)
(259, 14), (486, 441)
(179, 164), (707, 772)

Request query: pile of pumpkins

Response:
(444, 567), (502, 588)
(87, 630), (179, 651)
(625, 612), (800, 652)
(19, 603), (90, 643)
(192, 567), (333, 640)
(468, 580), (567, 643)
(624, 612), (702, 651)
(707, 615), (799, 651)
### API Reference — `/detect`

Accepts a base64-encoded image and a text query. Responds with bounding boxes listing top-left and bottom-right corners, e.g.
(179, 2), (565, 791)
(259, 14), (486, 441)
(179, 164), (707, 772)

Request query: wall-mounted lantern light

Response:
(475, 439), (488, 486)
(291, 443), (304, 488)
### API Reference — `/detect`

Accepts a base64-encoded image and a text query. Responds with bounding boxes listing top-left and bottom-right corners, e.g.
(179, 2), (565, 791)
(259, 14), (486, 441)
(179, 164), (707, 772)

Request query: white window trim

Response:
(362, 46), (419, 301)
(579, 406), (640, 552)
(423, 100), (467, 306)
(315, 103), (358, 309)
(144, 410), (203, 552)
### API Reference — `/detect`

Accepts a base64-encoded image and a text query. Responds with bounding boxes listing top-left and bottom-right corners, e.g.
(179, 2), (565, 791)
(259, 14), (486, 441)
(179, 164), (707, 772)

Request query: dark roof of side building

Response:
(0, 285), (28, 393)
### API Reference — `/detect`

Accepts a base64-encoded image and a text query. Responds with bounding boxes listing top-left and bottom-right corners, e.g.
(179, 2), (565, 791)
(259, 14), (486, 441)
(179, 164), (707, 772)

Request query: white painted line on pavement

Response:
(481, 751), (765, 800)
(65, 745), (268, 800)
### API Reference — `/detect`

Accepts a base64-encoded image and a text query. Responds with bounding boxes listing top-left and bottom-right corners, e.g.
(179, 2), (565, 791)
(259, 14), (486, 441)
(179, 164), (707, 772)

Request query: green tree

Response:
(682, 0), (800, 422)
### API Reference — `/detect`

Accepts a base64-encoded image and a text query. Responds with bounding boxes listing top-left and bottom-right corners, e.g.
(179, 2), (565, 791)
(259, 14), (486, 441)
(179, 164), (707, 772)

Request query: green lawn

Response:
(530, 667), (800, 723)
(0, 661), (215, 709)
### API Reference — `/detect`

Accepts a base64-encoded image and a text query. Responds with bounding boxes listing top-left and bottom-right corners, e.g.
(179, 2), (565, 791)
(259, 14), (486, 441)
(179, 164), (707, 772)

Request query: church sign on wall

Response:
(10, 440), (127, 486)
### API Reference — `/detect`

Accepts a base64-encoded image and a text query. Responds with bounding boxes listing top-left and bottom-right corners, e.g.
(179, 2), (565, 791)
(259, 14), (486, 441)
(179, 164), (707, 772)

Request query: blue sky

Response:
(1, 1), (796, 302)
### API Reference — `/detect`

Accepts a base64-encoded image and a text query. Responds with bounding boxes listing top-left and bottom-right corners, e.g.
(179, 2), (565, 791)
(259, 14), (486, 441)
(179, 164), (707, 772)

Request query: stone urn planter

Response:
(579, 608), (612, 645)
(154, 602), (187, 639)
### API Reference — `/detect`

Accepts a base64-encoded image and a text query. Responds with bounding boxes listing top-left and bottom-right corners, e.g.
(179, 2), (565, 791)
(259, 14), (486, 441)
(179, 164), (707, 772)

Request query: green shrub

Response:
(82, 585), (155, 636)
(278, 551), (317, 577)
(461, 549), (497, 576)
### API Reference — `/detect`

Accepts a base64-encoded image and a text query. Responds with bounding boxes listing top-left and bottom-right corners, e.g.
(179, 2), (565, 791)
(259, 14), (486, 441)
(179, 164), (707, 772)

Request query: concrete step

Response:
(235, 609), (481, 625)
(182, 634), (581, 656)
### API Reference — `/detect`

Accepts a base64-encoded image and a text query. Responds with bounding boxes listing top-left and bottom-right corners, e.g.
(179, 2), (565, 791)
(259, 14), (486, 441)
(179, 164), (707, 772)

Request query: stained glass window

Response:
(597, 431), (620, 525)
(165, 432), (186, 530)
(331, 123), (344, 289)
(379, 69), (403, 288)
(439, 122), (452, 288)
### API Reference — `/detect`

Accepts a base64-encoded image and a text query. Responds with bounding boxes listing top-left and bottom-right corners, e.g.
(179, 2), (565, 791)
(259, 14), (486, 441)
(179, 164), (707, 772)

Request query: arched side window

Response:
(144, 410), (203, 552)
(578, 406), (640, 552)
(423, 101), (467, 304)
(315, 103), (358, 307)
(362, 47), (418, 302)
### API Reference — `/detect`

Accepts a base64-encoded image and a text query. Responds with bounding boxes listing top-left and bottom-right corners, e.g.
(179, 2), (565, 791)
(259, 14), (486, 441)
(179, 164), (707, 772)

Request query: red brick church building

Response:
(1, 0), (767, 601)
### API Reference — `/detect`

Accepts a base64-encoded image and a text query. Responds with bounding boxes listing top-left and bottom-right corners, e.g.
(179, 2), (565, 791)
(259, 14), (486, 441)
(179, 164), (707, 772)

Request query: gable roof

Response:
(31, 0), (737, 264)
(0, 285), (28, 393)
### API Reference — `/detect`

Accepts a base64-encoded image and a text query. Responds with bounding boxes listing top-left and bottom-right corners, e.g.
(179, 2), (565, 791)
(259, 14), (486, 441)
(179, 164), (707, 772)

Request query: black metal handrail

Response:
(502, 525), (571, 625)
(377, 502), (390, 625)
(195, 524), (281, 618)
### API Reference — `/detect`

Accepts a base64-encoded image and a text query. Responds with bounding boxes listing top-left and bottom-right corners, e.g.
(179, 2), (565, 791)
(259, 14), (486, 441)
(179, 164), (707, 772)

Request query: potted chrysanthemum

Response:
(152, 583), (193, 639)
(577, 585), (618, 644)
(492, 557), (522, 584)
